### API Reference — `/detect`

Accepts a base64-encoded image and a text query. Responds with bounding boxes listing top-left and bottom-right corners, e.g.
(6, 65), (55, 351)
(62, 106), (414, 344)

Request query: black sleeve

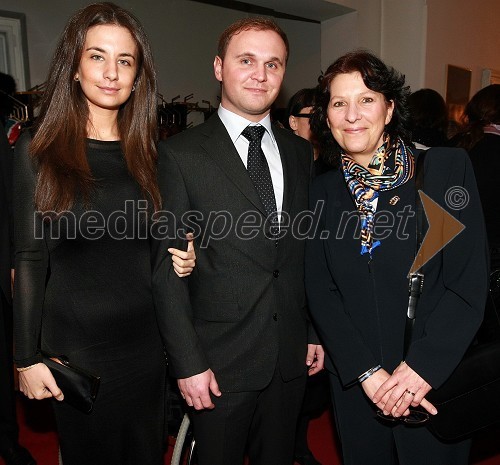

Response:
(150, 141), (209, 379)
(405, 148), (489, 388)
(12, 131), (48, 367)
(305, 177), (378, 386)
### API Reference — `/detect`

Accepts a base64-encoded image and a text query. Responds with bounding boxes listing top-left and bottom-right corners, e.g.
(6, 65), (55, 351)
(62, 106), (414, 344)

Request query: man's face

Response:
(214, 28), (287, 122)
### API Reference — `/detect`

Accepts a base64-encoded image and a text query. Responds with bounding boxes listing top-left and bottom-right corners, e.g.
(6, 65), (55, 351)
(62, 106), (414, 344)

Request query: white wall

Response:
(277, 17), (321, 106)
(326, 0), (500, 98)
(425, 0), (500, 98)
(321, 0), (427, 92)
(0, 0), (321, 114)
(321, 11), (358, 72)
(325, 0), (383, 56)
(380, 0), (427, 92)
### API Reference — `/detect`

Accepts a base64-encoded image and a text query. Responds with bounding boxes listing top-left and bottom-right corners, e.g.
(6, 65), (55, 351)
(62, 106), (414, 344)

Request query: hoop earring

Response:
(74, 76), (79, 82)
(132, 84), (136, 92)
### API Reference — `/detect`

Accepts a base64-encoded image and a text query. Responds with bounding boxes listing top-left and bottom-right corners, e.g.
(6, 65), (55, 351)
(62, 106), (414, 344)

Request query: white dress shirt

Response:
(218, 105), (284, 214)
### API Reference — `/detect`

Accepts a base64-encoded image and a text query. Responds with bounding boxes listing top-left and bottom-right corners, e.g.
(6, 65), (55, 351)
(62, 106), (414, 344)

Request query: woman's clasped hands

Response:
(365, 362), (438, 419)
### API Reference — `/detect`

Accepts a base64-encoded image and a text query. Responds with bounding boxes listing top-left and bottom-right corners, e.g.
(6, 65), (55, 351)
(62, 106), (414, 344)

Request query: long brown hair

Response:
(31, 2), (160, 212)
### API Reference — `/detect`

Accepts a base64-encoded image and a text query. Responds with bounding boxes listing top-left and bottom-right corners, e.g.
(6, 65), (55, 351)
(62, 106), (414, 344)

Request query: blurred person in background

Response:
(407, 88), (449, 149)
(287, 87), (331, 465)
(288, 87), (332, 176)
(453, 84), (500, 268)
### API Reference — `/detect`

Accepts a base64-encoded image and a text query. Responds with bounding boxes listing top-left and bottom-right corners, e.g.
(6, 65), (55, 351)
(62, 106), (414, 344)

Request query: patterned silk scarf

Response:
(341, 137), (415, 255)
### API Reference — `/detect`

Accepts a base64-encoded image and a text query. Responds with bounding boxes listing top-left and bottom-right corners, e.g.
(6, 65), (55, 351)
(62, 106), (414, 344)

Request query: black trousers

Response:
(191, 364), (306, 465)
(0, 291), (18, 451)
(329, 372), (471, 465)
(295, 370), (331, 455)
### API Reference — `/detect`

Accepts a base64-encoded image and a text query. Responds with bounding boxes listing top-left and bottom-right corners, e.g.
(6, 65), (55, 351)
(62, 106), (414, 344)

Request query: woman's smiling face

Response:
(327, 71), (394, 165)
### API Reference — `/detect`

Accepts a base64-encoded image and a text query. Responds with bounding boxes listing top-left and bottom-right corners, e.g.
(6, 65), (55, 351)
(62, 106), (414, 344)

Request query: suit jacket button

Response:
(273, 313), (278, 321)
(273, 270), (279, 278)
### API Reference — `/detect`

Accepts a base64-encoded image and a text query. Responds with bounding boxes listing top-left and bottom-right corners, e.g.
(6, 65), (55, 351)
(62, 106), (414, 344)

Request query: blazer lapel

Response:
(200, 115), (266, 215)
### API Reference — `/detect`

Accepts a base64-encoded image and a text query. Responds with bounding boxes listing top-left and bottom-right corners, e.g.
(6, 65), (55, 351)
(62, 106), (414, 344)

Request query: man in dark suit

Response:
(153, 17), (323, 465)
(0, 121), (36, 465)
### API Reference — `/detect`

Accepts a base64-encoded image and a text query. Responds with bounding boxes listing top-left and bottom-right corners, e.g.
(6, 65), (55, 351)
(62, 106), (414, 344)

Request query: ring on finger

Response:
(405, 389), (416, 396)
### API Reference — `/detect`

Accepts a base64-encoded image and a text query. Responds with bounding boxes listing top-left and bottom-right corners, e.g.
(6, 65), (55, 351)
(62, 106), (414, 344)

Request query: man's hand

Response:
(372, 361), (437, 417)
(177, 369), (221, 410)
(306, 344), (325, 376)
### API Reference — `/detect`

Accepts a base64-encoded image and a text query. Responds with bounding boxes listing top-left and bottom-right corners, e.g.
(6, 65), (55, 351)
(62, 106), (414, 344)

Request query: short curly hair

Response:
(311, 49), (411, 166)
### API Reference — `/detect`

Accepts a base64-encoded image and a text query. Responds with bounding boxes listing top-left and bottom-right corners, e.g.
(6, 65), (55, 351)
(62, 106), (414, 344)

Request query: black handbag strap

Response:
(403, 149), (428, 358)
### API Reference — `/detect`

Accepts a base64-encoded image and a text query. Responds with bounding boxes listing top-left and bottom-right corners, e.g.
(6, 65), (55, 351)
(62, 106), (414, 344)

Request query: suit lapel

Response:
(273, 126), (298, 214)
(200, 115), (266, 215)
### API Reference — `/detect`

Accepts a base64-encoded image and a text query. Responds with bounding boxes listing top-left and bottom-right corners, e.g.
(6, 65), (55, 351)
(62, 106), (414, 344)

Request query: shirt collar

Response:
(218, 104), (276, 145)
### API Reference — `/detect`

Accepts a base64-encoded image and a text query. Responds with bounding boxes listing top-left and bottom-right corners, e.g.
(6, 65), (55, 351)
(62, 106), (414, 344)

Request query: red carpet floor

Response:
(2, 394), (499, 465)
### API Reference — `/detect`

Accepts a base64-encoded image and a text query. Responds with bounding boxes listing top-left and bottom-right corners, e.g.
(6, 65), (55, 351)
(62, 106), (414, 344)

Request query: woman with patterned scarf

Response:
(305, 50), (488, 465)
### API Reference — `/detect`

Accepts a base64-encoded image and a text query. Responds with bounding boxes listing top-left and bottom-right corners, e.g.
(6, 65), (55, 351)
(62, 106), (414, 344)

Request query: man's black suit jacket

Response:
(153, 114), (316, 392)
(0, 123), (13, 305)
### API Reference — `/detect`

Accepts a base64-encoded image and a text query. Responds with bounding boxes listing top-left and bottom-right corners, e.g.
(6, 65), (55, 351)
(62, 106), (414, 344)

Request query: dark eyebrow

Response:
(85, 46), (136, 59)
(235, 52), (256, 59)
(235, 53), (283, 66)
(268, 56), (283, 66)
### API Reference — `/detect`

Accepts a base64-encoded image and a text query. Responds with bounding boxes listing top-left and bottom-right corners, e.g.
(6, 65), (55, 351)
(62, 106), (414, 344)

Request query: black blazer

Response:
(0, 123), (13, 304)
(305, 147), (489, 389)
(153, 114), (316, 392)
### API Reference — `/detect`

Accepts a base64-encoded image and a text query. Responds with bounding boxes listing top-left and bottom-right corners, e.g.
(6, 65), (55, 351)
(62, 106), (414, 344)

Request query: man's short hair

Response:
(217, 17), (289, 63)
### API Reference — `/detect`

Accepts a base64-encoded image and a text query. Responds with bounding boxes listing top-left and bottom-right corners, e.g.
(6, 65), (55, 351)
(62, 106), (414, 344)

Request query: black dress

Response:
(13, 135), (166, 465)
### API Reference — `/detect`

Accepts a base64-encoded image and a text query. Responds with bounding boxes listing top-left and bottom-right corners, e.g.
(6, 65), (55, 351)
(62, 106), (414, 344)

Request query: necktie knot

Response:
(242, 125), (266, 143)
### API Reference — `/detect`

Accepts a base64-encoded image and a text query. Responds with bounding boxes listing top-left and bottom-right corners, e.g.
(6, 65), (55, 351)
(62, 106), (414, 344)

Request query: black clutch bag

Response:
(41, 352), (100, 414)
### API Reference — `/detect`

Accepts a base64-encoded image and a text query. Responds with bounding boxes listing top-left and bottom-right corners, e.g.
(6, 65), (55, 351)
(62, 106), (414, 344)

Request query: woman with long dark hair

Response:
(13, 3), (194, 464)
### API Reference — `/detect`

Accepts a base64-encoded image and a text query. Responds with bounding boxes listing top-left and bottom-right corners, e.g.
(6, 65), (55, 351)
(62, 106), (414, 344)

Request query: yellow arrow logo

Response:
(409, 190), (465, 276)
